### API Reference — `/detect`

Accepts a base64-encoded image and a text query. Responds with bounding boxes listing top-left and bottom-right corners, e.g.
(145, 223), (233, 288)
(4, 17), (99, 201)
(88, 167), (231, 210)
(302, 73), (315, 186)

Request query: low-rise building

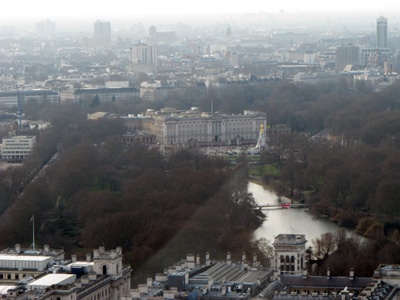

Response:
(61, 87), (139, 104)
(133, 252), (273, 300)
(0, 90), (59, 108)
(0, 245), (132, 300)
(0, 135), (36, 161)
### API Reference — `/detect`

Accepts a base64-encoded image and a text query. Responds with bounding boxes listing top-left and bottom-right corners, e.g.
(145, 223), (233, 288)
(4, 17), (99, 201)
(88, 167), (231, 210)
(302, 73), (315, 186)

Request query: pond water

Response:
(248, 182), (357, 245)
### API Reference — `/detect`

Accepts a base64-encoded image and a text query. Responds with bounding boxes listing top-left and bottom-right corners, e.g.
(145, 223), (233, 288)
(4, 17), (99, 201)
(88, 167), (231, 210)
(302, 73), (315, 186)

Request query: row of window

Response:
(0, 272), (35, 280)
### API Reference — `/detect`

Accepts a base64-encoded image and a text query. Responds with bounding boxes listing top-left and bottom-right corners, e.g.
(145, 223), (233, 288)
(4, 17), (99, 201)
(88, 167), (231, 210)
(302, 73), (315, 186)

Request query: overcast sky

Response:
(2, 0), (400, 21)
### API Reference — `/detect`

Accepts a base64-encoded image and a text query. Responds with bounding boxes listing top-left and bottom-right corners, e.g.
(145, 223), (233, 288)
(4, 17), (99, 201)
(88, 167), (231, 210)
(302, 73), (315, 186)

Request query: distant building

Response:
(335, 45), (359, 72)
(0, 114), (18, 131)
(122, 131), (155, 146)
(294, 72), (340, 85)
(360, 48), (391, 66)
(0, 135), (36, 161)
(377, 16), (388, 49)
(140, 80), (206, 102)
(61, 87), (139, 104)
(140, 109), (266, 145)
(130, 43), (158, 74)
(148, 26), (177, 44)
(36, 19), (55, 36)
(94, 20), (111, 48)
(0, 90), (59, 108)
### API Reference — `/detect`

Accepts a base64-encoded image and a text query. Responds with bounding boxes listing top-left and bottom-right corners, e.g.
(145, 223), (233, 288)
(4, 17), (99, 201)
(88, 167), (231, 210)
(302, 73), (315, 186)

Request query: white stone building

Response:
(273, 234), (307, 278)
(141, 109), (266, 145)
(0, 135), (36, 161)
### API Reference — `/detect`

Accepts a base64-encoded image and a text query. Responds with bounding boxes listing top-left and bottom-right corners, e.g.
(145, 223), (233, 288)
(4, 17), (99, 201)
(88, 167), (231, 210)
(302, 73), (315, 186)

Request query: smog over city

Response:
(0, 0), (400, 300)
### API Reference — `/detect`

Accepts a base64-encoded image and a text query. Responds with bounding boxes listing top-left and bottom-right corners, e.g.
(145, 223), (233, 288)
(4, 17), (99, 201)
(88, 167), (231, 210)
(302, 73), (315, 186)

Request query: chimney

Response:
(206, 251), (210, 265)
(227, 252), (231, 264)
(71, 255), (77, 262)
(196, 254), (200, 265)
(327, 268), (331, 279)
(147, 278), (153, 287)
(86, 253), (91, 262)
(242, 252), (246, 263)
(15, 244), (21, 253)
(43, 244), (50, 252)
(350, 268), (354, 280)
(253, 253), (259, 267)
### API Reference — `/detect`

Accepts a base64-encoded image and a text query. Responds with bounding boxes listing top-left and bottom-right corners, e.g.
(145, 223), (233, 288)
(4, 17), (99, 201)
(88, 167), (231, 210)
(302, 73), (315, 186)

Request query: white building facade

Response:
(143, 110), (266, 145)
(0, 135), (36, 161)
(273, 234), (307, 278)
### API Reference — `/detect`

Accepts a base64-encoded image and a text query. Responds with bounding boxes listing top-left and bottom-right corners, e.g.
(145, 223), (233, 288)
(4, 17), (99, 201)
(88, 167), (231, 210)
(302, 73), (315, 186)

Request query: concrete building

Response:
(94, 20), (111, 48)
(61, 87), (139, 104)
(335, 45), (359, 72)
(0, 245), (132, 300)
(273, 234), (307, 278)
(140, 81), (176, 101)
(130, 44), (158, 74)
(359, 48), (391, 66)
(0, 90), (59, 108)
(133, 252), (273, 300)
(140, 81), (206, 102)
(377, 16), (388, 49)
(294, 72), (340, 85)
(0, 135), (36, 161)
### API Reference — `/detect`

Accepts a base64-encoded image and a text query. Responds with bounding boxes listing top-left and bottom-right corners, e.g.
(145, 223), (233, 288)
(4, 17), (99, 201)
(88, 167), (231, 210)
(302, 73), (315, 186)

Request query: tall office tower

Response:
(94, 20), (111, 48)
(377, 16), (388, 48)
(335, 44), (359, 71)
(130, 43), (158, 74)
(36, 19), (55, 36)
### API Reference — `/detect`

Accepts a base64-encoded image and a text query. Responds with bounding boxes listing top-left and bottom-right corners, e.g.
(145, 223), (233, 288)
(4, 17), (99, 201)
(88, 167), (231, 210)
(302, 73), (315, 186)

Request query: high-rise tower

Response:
(335, 44), (359, 71)
(377, 16), (388, 49)
(94, 20), (111, 48)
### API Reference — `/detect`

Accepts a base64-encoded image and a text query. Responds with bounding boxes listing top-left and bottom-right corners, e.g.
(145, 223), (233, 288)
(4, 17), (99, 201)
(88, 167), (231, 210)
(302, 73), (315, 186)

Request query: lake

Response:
(248, 182), (358, 245)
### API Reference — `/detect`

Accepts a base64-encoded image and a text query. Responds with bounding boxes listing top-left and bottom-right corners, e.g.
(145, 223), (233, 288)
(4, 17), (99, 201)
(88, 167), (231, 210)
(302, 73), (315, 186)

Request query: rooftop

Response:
(28, 274), (76, 289)
(273, 234), (307, 246)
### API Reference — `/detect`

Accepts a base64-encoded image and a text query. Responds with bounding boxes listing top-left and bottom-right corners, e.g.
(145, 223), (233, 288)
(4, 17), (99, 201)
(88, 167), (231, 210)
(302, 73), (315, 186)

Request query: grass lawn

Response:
(249, 164), (280, 177)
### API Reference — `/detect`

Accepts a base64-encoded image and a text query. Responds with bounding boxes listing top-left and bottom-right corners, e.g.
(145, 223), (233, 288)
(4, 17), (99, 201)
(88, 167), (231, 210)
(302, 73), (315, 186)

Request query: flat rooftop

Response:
(0, 254), (51, 262)
(273, 234), (307, 246)
(0, 285), (16, 295)
(28, 274), (75, 289)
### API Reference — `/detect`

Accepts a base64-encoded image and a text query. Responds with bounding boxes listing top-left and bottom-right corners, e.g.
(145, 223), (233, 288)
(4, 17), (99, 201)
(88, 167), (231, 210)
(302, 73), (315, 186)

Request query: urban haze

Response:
(0, 2), (399, 300)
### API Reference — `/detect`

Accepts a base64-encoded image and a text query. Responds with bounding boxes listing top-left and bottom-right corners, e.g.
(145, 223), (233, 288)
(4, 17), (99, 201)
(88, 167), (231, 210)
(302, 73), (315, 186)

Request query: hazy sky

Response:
(2, 0), (400, 21)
